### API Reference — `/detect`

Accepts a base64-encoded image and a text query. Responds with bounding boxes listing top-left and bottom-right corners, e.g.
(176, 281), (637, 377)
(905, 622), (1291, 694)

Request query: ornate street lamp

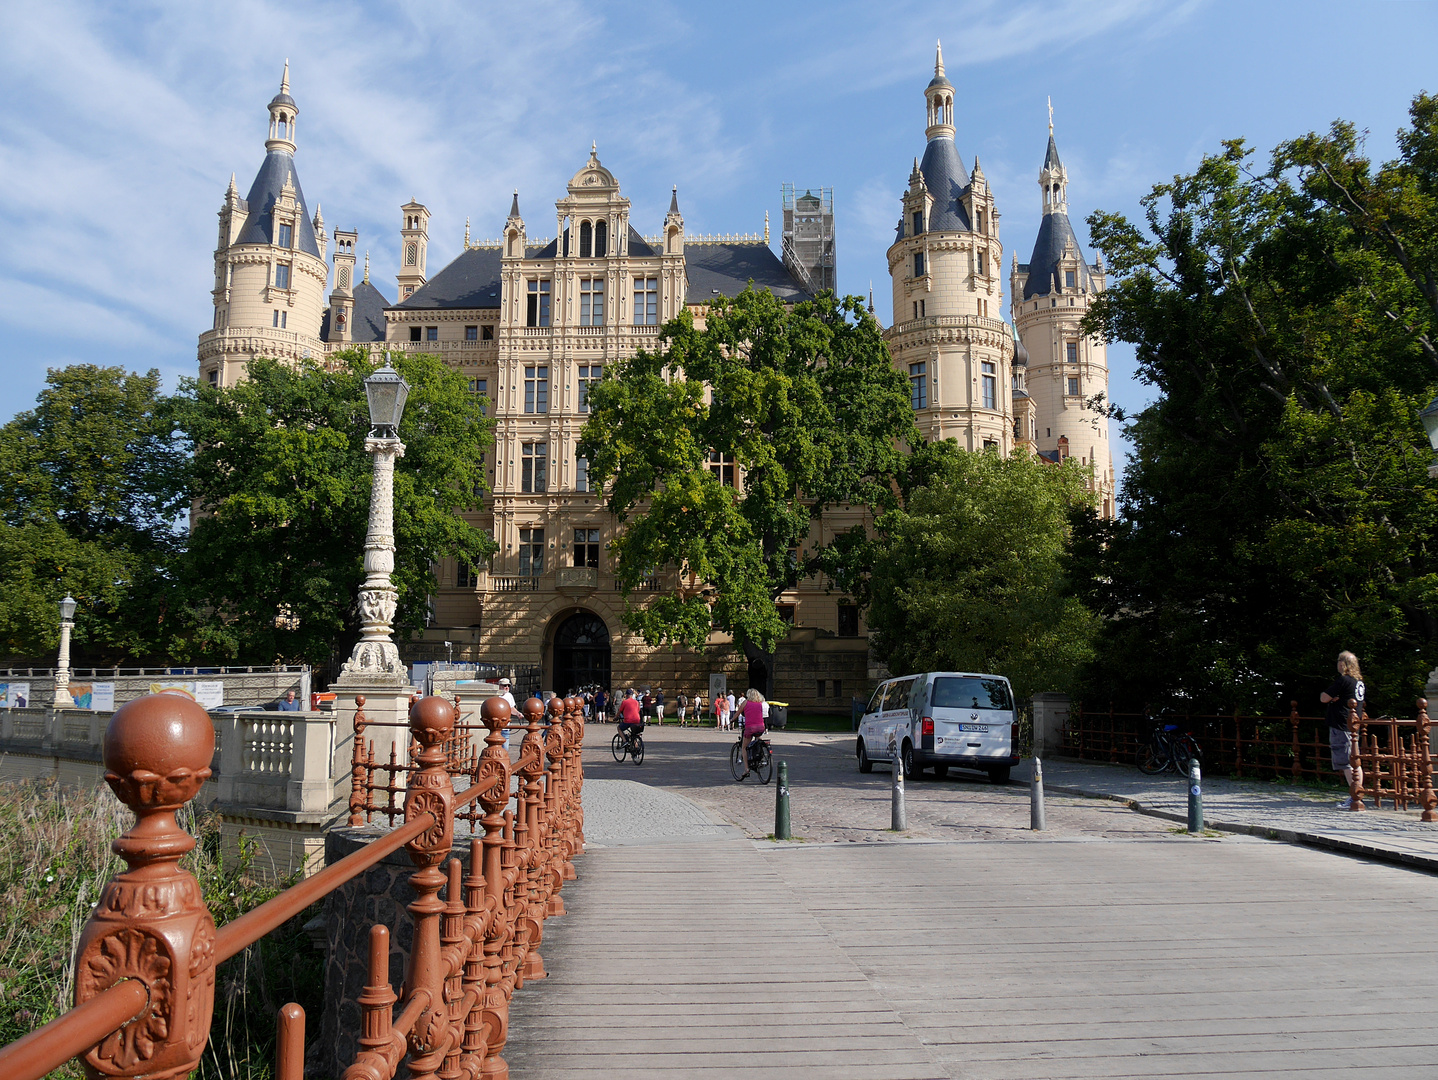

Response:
(54, 594), (77, 708)
(339, 354), (411, 681)
(1420, 393), (1438, 479)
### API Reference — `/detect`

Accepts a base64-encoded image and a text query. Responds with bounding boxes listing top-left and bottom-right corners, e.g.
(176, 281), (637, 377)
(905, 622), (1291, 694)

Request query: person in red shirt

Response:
(617, 688), (644, 749)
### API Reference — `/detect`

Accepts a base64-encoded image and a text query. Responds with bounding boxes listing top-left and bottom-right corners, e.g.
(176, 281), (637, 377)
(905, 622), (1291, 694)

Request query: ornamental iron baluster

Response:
(1418, 699), (1437, 823)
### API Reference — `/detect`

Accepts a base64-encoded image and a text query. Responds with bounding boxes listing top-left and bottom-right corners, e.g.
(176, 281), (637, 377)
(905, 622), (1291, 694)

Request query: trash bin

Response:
(768, 703), (789, 730)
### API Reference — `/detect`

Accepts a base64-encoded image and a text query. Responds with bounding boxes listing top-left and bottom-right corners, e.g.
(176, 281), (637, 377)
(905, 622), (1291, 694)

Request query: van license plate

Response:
(959, 723), (989, 733)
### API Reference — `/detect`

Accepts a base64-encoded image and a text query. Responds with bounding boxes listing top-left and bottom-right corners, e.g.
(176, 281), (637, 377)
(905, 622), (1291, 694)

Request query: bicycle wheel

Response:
(1172, 735), (1200, 776)
(1137, 737), (1167, 775)
(611, 731), (626, 762)
(756, 745), (773, 785)
(631, 735), (645, 766)
(730, 742), (746, 781)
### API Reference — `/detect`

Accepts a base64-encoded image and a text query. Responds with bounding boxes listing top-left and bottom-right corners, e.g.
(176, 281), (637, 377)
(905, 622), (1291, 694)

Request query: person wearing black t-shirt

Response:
(1319, 650), (1366, 793)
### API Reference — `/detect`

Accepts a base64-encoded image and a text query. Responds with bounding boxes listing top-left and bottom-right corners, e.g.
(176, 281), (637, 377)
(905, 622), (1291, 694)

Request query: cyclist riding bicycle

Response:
(738, 688), (766, 779)
(617, 689), (644, 751)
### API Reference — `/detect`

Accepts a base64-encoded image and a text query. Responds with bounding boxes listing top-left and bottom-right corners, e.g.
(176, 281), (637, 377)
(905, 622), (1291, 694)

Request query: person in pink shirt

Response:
(714, 692), (728, 730)
(738, 688), (766, 779)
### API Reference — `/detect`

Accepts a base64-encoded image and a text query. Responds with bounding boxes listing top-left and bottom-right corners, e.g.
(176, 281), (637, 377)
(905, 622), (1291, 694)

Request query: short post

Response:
(1187, 758), (1203, 833)
(774, 760), (791, 840)
(891, 748), (907, 831)
(1030, 756), (1046, 831)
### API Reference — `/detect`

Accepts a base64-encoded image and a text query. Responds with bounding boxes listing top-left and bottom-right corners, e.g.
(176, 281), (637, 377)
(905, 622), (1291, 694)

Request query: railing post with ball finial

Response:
(1417, 698), (1436, 823)
(474, 693), (514, 1080)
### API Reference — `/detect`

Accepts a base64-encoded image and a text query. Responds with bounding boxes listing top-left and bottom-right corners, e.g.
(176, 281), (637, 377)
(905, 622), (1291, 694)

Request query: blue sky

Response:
(1, 0), (1434, 481)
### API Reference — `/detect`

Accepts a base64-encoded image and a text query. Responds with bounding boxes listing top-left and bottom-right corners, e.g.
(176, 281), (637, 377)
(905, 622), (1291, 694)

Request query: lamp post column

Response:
(54, 594), (77, 708)
(340, 436), (408, 680)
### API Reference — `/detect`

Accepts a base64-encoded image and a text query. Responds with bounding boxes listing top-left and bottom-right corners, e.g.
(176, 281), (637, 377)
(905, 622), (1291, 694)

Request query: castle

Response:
(198, 49), (1114, 705)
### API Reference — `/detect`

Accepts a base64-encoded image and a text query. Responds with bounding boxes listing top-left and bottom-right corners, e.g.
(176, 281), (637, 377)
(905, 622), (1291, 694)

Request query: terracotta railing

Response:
(0, 687), (587, 1080)
(1061, 697), (1438, 817)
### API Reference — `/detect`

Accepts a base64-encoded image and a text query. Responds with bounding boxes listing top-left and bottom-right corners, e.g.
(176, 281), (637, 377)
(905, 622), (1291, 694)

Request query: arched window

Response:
(595, 220), (608, 257)
(579, 221), (593, 258)
(277, 113), (289, 139)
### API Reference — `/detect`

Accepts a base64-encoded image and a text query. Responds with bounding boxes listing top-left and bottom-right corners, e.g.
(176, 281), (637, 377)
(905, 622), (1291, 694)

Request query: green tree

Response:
(177, 350), (495, 667)
(866, 448), (1099, 702)
(579, 288), (921, 692)
(0, 366), (188, 661)
(1077, 94), (1438, 711)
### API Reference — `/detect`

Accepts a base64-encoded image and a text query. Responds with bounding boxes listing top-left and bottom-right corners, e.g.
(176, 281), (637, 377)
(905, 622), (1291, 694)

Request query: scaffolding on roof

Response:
(780, 184), (836, 295)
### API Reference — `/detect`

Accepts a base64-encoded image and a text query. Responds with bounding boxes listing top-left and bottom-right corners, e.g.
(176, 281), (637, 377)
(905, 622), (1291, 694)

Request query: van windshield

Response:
(932, 677), (1012, 711)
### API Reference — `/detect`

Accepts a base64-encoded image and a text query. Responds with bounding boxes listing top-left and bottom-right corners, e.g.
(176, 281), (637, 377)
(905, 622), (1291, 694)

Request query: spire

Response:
(281, 59), (290, 97)
(363, 251), (370, 284)
(266, 62), (298, 153)
(1039, 107), (1068, 215)
(226, 172), (238, 198)
(463, 216), (471, 249)
(669, 185), (680, 214)
(1048, 95), (1053, 135)
(868, 281), (875, 315)
(924, 49), (953, 141)
(508, 189), (521, 219)
(764, 210), (770, 245)
(313, 202), (323, 227)
(935, 40), (945, 80)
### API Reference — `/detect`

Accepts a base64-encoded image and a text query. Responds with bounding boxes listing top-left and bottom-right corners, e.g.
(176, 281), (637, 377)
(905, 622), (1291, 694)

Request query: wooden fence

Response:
(1063, 698), (1438, 815)
(0, 687), (586, 1080)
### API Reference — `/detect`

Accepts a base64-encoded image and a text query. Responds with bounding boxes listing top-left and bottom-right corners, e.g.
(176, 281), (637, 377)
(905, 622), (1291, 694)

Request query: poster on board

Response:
(149, 681), (196, 700)
(708, 673), (727, 712)
(69, 683), (94, 709)
(194, 681), (224, 709)
(91, 683), (116, 711)
(1, 683), (32, 708)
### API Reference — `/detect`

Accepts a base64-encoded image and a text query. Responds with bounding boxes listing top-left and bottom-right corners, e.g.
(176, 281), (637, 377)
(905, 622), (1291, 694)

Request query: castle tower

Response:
(397, 200), (429, 300)
(329, 228), (358, 344)
(1011, 106), (1116, 517)
(199, 63), (329, 388)
(883, 43), (1012, 450)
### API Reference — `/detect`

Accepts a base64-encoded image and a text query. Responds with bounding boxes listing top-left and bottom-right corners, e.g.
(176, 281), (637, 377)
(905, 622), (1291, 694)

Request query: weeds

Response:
(0, 778), (323, 1079)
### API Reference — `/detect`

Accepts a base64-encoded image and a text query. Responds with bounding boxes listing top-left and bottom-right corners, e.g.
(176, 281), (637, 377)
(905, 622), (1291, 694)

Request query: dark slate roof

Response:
(1043, 133), (1062, 171)
(1038, 449), (1062, 463)
(235, 150), (321, 256)
(628, 225), (657, 256)
(319, 281), (391, 343)
(684, 243), (809, 304)
(269, 91), (297, 110)
(395, 247), (506, 310)
(1012, 330), (1030, 367)
(1022, 210), (1092, 300)
(919, 136), (971, 232)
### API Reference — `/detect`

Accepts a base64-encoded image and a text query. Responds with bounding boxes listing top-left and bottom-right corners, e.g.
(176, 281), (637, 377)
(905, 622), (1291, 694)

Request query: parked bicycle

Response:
(730, 727), (773, 783)
(1137, 722), (1202, 776)
(611, 725), (645, 765)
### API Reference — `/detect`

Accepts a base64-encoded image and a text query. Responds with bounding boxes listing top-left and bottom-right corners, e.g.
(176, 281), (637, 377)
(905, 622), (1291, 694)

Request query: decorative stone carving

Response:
(75, 693), (217, 1080)
(340, 437), (408, 682)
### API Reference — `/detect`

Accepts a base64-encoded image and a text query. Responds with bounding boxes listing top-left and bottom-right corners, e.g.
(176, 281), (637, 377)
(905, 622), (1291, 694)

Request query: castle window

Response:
(469, 378), (488, 415)
(277, 223), (292, 248)
(977, 210), (986, 234)
(410, 326), (422, 342)
(524, 365), (549, 414)
(817, 679), (826, 699)
(519, 528), (544, 577)
(913, 252), (925, 277)
(337, 266), (350, 289)
(574, 528), (600, 567)
(837, 603), (858, 637)
(576, 456), (590, 493)
(482, 325), (494, 340)
(707, 451), (735, 488)
(580, 278), (605, 326)
(208, 369), (219, 387)
(577, 364), (602, 412)
(1068, 377), (1080, 396)
(909, 362), (927, 409)
(457, 561), (476, 589)
(912, 211), (923, 236)
(426, 326), (438, 342)
(982, 361), (997, 409)
(1066, 341), (1078, 364)
(633, 277), (658, 325)
(273, 310), (280, 327)
(274, 263), (290, 289)
(977, 252), (986, 276)
(777, 604), (796, 626)
(521, 443), (548, 493)
(579, 221), (592, 258)
(465, 325), (478, 341)
(1065, 269), (1077, 288)
(526, 279), (551, 326)
(595, 220), (608, 257)
(405, 242), (418, 265)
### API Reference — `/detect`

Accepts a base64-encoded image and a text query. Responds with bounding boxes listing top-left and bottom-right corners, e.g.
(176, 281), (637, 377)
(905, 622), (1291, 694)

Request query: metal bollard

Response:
(891, 749), (907, 831)
(1188, 758), (1203, 833)
(775, 760), (791, 840)
(1031, 756), (1046, 831)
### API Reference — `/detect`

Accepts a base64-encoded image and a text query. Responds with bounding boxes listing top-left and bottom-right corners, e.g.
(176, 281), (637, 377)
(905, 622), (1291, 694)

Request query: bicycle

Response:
(610, 725), (645, 765)
(729, 727), (773, 784)
(1137, 723), (1202, 776)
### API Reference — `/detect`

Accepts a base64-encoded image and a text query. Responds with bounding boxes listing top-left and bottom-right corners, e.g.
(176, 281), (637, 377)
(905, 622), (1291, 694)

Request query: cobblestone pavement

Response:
(581, 724), (1178, 844)
(582, 778), (743, 846)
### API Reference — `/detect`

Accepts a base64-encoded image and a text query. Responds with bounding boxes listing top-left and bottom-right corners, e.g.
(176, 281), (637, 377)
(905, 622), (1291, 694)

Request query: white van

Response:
(856, 671), (1019, 783)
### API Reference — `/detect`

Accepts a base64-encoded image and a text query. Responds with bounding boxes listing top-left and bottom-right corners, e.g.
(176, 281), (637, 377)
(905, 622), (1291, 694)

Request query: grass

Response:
(0, 778), (323, 1079)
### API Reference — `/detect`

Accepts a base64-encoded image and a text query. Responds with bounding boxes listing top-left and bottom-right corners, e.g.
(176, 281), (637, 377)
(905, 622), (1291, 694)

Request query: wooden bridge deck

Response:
(507, 831), (1438, 1079)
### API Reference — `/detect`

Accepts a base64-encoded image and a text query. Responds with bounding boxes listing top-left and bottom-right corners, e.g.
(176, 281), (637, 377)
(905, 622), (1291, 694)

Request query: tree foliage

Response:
(1077, 94), (1438, 712)
(0, 366), (188, 660)
(177, 350), (495, 667)
(579, 288), (922, 687)
(867, 447), (1099, 702)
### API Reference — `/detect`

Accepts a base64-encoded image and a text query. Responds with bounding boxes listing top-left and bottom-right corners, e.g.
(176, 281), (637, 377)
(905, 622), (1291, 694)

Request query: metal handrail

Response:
(0, 980), (148, 1079)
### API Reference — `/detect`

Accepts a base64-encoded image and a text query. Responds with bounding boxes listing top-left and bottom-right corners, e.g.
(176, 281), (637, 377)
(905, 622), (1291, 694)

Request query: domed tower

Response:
(884, 44), (1012, 451)
(1010, 106), (1116, 517)
(199, 62), (329, 388)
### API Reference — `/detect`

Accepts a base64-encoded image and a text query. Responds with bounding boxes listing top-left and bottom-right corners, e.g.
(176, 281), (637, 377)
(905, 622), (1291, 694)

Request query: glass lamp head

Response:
(59, 594), (77, 622)
(364, 353), (410, 435)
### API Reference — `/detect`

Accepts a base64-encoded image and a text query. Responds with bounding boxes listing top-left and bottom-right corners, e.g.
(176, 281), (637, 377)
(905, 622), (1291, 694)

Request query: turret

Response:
(266, 60), (298, 154)
(330, 228), (358, 344)
(664, 185), (684, 256)
(925, 41), (954, 141)
(397, 199), (429, 300)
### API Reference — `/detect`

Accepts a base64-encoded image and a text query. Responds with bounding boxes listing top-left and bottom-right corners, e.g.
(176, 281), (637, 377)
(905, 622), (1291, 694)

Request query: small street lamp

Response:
(1420, 394), (1438, 479)
(54, 594), (77, 708)
(339, 355), (411, 680)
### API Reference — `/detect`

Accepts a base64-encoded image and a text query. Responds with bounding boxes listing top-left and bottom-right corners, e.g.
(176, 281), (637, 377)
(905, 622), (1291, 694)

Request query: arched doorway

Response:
(552, 611), (611, 694)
